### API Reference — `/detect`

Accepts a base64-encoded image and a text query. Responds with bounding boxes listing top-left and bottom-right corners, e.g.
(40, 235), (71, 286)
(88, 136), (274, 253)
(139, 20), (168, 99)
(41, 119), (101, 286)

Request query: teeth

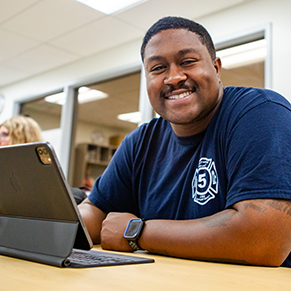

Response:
(168, 91), (192, 100)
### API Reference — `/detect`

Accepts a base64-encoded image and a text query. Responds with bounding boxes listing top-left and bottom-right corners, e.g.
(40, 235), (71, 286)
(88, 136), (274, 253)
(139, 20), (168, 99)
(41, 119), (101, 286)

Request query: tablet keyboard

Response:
(66, 249), (154, 268)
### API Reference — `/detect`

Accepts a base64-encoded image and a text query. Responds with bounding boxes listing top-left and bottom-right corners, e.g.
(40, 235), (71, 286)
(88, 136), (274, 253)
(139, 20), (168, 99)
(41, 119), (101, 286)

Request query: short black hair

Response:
(141, 16), (216, 62)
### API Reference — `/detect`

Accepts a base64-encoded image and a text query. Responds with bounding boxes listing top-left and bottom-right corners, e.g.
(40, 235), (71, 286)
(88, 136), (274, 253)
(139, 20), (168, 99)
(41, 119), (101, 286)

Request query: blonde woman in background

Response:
(0, 115), (42, 146)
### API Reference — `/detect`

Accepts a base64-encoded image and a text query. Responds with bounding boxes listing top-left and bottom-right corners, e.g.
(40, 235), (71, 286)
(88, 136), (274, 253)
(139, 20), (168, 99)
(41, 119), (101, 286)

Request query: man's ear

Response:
(214, 57), (222, 78)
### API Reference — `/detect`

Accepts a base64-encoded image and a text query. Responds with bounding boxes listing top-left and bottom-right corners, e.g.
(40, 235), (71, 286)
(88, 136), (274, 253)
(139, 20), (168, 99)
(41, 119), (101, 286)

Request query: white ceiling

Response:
(0, 0), (251, 88)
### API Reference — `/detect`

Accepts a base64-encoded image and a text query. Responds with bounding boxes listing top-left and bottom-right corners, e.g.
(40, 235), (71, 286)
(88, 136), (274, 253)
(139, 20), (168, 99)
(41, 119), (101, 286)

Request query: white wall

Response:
(1, 0), (291, 124)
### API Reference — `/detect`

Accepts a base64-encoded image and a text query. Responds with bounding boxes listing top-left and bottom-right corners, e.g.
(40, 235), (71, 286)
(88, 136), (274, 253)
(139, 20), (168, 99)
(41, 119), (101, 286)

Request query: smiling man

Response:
(144, 27), (223, 137)
(79, 16), (291, 267)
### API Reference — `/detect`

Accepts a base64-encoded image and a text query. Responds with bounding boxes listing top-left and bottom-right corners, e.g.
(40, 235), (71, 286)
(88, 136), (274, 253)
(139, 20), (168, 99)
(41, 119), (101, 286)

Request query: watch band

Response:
(128, 240), (142, 251)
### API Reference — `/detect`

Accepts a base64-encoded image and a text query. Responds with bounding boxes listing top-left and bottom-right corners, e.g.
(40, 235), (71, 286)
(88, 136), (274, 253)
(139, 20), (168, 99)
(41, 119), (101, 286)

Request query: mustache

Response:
(161, 84), (196, 98)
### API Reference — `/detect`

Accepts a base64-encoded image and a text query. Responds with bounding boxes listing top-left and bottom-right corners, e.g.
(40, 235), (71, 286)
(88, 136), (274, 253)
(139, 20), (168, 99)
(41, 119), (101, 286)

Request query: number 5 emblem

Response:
(192, 157), (218, 205)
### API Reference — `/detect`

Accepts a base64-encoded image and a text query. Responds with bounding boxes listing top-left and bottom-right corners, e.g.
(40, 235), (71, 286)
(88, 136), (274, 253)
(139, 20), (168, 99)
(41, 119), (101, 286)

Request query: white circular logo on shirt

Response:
(192, 157), (218, 205)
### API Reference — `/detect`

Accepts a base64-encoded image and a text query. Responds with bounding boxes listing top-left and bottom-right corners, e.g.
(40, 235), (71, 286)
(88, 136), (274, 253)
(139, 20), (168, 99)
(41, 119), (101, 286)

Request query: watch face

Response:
(124, 219), (143, 239)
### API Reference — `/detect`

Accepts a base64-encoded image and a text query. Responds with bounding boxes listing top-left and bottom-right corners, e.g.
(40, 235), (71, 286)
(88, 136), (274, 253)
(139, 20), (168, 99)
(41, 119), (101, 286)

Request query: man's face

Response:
(144, 29), (223, 136)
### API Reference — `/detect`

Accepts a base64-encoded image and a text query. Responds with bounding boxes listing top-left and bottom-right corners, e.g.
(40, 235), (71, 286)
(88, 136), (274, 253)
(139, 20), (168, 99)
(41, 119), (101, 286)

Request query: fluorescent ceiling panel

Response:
(45, 87), (108, 105)
(117, 111), (141, 124)
(75, 0), (148, 14)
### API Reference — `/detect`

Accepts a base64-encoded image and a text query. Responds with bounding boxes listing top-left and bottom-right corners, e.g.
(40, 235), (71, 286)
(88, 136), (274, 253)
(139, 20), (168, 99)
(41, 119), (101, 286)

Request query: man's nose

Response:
(164, 65), (187, 86)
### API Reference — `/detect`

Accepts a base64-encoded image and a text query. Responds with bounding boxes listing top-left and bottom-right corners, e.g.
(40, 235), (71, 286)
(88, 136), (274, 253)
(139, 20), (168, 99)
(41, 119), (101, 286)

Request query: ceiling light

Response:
(78, 86), (108, 103)
(117, 111), (141, 124)
(45, 92), (64, 105)
(45, 87), (108, 105)
(216, 39), (267, 69)
(75, 0), (148, 15)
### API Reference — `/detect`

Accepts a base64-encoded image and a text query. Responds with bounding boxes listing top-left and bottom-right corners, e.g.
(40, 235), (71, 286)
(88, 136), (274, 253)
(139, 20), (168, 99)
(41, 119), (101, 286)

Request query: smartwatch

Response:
(124, 218), (145, 251)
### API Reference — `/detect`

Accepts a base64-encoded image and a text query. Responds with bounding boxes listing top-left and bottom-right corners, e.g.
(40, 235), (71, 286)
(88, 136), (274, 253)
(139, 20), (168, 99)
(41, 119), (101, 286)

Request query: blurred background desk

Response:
(1, 245), (290, 291)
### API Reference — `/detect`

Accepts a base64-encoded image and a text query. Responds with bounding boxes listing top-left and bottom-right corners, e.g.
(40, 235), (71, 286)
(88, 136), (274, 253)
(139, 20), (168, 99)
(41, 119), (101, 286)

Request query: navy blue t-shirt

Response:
(89, 86), (291, 267)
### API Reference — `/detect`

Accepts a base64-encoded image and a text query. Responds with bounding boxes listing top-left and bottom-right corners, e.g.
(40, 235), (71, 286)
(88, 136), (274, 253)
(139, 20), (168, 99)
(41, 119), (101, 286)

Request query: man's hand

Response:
(101, 212), (138, 251)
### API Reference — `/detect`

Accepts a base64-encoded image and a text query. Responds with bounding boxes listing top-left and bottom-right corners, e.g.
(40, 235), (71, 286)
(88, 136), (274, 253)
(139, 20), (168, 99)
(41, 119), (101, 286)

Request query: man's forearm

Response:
(78, 198), (106, 244)
(138, 209), (252, 265)
(138, 199), (291, 266)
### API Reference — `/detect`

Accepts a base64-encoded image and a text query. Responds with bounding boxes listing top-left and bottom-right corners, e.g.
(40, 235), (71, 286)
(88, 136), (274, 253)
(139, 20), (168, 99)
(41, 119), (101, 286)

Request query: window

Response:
(215, 24), (272, 89)
(72, 71), (141, 187)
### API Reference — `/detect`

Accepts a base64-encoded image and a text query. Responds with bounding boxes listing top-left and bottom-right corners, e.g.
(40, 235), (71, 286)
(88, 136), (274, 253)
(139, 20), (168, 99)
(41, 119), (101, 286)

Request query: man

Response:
(79, 16), (291, 267)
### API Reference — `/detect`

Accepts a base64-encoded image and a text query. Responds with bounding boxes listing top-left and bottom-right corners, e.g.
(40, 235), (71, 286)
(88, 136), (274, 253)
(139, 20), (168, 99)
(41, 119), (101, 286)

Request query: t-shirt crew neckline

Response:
(171, 127), (206, 146)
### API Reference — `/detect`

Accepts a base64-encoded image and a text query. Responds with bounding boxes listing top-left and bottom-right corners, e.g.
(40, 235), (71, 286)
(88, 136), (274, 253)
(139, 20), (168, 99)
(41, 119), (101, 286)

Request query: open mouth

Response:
(166, 90), (193, 100)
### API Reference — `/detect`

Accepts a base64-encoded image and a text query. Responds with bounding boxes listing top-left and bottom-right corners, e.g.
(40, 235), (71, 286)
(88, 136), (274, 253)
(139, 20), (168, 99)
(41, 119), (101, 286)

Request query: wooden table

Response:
(1, 245), (290, 291)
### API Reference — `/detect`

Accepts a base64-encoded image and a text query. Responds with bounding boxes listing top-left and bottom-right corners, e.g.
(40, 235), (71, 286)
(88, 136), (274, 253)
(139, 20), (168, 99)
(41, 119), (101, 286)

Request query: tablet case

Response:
(0, 142), (93, 267)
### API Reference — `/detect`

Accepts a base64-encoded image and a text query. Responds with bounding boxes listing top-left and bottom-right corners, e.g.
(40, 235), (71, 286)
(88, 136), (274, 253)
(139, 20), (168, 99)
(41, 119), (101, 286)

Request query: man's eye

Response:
(151, 65), (166, 72)
(181, 59), (197, 65)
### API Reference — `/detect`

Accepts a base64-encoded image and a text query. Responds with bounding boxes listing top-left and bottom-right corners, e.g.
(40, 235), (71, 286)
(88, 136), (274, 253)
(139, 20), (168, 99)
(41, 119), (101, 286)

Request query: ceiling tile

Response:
(1, 0), (105, 42)
(116, 0), (244, 31)
(0, 28), (39, 62)
(0, 0), (41, 24)
(3, 44), (80, 75)
(50, 16), (144, 56)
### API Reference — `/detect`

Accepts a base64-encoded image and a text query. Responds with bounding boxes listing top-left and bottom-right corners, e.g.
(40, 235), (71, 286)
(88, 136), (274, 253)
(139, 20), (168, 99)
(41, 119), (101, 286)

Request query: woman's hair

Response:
(1, 115), (42, 145)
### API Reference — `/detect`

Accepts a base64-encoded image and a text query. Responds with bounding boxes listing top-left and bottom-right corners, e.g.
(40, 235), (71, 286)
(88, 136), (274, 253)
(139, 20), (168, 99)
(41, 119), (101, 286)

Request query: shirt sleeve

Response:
(225, 100), (291, 208)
